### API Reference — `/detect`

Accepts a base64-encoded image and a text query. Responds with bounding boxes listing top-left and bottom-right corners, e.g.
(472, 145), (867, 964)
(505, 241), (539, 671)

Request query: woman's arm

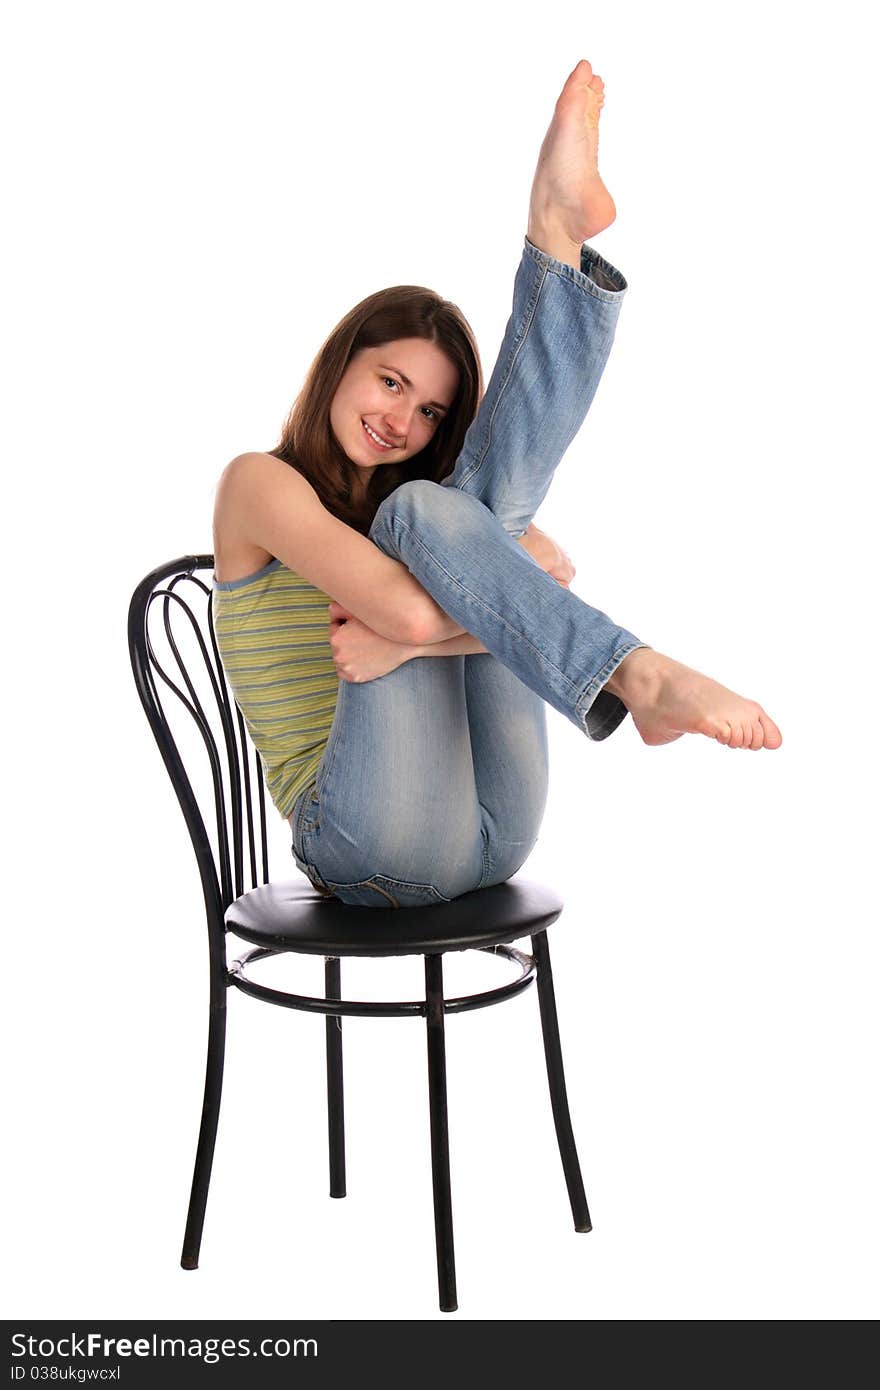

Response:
(328, 613), (488, 684)
(218, 452), (448, 645)
(408, 633), (488, 657)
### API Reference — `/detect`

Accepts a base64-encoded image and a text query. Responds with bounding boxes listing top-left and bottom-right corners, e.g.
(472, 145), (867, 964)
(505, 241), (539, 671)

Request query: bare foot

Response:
(527, 58), (617, 268)
(605, 649), (783, 751)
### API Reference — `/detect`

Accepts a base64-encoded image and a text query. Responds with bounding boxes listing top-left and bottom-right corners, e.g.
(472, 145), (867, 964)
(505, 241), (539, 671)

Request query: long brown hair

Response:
(267, 285), (484, 535)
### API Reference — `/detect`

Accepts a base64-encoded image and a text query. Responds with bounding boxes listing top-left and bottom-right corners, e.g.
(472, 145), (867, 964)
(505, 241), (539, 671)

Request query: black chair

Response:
(128, 555), (592, 1313)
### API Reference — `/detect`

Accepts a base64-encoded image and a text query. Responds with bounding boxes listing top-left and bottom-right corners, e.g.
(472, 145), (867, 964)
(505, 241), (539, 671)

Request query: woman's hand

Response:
(516, 523), (576, 587)
(327, 600), (412, 683)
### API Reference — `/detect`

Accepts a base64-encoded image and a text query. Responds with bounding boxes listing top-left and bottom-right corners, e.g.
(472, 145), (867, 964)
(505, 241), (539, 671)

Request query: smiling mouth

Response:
(362, 419), (398, 450)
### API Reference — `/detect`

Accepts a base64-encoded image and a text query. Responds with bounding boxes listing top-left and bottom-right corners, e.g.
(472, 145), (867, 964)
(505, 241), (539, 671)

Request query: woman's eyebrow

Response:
(377, 364), (450, 413)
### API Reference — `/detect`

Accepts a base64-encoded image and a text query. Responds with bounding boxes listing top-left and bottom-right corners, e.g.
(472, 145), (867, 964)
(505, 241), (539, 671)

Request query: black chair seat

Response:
(225, 876), (564, 957)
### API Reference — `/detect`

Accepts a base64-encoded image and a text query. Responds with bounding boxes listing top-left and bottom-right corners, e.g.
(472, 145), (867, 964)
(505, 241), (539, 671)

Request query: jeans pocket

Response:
(290, 784), (321, 861)
(325, 873), (451, 910)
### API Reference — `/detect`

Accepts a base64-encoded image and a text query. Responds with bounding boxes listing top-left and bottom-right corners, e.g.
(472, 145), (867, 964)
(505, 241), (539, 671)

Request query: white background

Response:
(3, 0), (877, 1323)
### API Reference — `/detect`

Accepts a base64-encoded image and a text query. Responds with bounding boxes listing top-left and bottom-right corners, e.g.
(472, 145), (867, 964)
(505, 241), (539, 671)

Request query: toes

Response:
(712, 712), (781, 750)
(759, 711), (783, 749)
(573, 60), (604, 95)
(559, 60), (595, 104)
(557, 60), (605, 119)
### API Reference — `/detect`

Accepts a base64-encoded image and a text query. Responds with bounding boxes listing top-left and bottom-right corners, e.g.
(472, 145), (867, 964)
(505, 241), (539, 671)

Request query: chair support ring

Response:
(226, 942), (536, 1018)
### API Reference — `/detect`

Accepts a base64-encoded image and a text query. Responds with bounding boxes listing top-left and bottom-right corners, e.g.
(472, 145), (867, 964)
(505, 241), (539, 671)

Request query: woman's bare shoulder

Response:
(213, 453), (316, 582)
(219, 450), (313, 489)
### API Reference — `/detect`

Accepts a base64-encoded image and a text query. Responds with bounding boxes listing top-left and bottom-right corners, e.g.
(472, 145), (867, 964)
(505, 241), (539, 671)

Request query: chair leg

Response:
(531, 929), (592, 1233)
(424, 953), (458, 1313)
(325, 956), (346, 1198)
(181, 997), (227, 1269)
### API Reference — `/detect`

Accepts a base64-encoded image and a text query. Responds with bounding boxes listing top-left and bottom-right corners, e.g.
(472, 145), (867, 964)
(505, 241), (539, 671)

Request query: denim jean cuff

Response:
(576, 641), (652, 741)
(522, 235), (628, 302)
(581, 244), (628, 295)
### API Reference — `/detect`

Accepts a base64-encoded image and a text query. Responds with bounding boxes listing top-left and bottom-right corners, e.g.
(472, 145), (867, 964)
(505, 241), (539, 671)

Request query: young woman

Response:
(212, 60), (782, 909)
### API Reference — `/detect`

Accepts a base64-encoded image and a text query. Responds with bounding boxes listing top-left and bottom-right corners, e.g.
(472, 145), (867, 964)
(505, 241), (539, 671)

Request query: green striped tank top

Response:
(212, 559), (339, 820)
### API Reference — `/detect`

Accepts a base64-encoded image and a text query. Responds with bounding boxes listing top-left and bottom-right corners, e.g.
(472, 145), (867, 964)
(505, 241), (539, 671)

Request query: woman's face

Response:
(329, 337), (460, 481)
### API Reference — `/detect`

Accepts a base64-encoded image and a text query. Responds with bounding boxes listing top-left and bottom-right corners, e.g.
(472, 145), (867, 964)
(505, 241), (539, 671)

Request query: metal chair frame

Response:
(128, 556), (591, 1313)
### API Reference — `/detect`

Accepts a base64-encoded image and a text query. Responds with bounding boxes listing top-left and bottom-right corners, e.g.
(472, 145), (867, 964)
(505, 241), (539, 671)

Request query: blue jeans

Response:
(290, 236), (649, 908)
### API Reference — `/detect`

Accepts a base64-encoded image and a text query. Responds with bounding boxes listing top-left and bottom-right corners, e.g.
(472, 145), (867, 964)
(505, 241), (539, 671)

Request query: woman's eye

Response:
(382, 376), (437, 423)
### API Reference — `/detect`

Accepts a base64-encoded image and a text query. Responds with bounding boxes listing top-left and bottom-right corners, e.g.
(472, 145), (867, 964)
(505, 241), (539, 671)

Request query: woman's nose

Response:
(383, 408), (411, 440)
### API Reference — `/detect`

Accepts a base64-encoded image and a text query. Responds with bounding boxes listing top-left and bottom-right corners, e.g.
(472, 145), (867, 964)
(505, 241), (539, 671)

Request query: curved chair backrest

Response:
(128, 556), (272, 937)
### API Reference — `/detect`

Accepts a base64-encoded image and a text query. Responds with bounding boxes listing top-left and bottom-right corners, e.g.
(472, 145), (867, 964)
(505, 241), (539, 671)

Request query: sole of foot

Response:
(527, 58), (617, 262)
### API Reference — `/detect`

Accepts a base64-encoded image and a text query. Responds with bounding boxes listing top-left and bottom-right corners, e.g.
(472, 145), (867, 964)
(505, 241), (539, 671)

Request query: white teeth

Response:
(363, 420), (393, 448)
